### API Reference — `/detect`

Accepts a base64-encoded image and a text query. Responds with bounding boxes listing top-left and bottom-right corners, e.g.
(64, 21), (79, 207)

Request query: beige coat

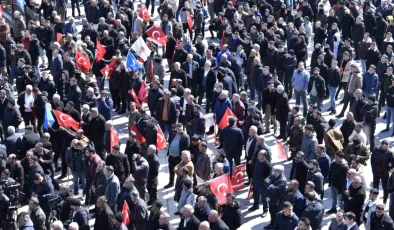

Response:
(347, 72), (363, 94)
(323, 127), (344, 154)
(133, 17), (144, 37)
(341, 60), (353, 82)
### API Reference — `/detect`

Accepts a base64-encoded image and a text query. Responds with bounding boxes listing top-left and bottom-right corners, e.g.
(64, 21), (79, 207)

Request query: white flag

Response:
(131, 37), (151, 61)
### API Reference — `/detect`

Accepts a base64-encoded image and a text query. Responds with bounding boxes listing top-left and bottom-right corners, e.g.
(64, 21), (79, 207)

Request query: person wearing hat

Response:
(70, 198), (89, 230)
(105, 143), (130, 184)
(94, 196), (115, 230)
(265, 164), (287, 229)
(324, 118), (344, 155)
(130, 191), (148, 230)
(337, 61), (363, 118)
(83, 107), (106, 159)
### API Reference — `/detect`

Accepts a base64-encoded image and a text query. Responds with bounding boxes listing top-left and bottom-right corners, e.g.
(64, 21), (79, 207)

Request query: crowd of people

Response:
(3, 0), (394, 228)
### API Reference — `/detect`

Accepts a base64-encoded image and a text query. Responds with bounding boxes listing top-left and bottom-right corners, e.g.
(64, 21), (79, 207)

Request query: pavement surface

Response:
(12, 1), (393, 229)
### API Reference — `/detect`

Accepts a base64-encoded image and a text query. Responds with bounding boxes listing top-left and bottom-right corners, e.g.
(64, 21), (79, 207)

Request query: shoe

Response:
(74, 191), (79, 196)
(339, 100), (344, 104)
(384, 113), (387, 119)
(174, 211), (181, 215)
(275, 135), (284, 139)
(326, 107), (333, 112)
(248, 206), (259, 211)
(261, 211), (268, 218)
(263, 130), (270, 134)
(329, 111), (336, 115)
(164, 183), (174, 189)
(336, 114), (344, 118)
(263, 224), (274, 229)
(326, 208), (337, 214)
(55, 166), (62, 172)
(57, 174), (66, 180)
(118, 110), (125, 114)
(381, 129), (389, 133)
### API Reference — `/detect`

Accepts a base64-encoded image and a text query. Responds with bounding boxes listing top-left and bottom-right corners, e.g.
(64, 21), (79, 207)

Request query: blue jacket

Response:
(292, 69), (310, 91)
(301, 201), (324, 230)
(214, 98), (232, 125)
(98, 97), (113, 121)
(362, 72), (378, 95)
(317, 152), (331, 180)
(273, 211), (299, 230)
(64, 22), (77, 35)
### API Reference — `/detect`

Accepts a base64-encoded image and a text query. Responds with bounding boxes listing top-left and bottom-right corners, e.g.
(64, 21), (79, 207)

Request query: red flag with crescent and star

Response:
(56, 33), (63, 42)
(139, 5), (152, 21)
(218, 107), (237, 129)
(96, 39), (106, 62)
(146, 24), (168, 46)
(122, 200), (130, 225)
(231, 164), (246, 191)
(109, 127), (119, 153)
(75, 51), (91, 73)
(138, 81), (149, 103)
(186, 11), (193, 30)
(207, 174), (234, 205)
(131, 124), (146, 144)
(53, 110), (80, 131)
(156, 125), (166, 150)
(100, 59), (116, 78)
(276, 141), (288, 160)
(129, 89), (142, 109)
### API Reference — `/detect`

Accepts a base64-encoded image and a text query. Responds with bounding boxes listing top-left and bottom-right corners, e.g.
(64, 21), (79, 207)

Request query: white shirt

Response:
(246, 136), (255, 155)
(24, 93), (34, 112)
(184, 217), (190, 227)
(181, 98), (187, 116)
(346, 179), (352, 189)
(348, 130), (367, 145)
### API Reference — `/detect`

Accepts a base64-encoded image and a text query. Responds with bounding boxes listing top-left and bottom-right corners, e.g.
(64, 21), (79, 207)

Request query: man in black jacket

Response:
(361, 95), (378, 151)
(146, 145), (160, 205)
(6, 154), (24, 189)
(146, 200), (163, 230)
(94, 196), (114, 230)
(105, 144), (130, 184)
(33, 88), (48, 137)
(371, 140), (393, 204)
(290, 151), (309, 195)
(70, 198), (89, 230)
(19, 125), (40, 160)
(208, 210), (230, 230)
(344, 176), (366, 225)
(83, 108), (106, 159)
(307, 68), (326, 112)
(369, 203), (394, 229)
(178, 204), (201, 230)
(155, 90), (177, 141)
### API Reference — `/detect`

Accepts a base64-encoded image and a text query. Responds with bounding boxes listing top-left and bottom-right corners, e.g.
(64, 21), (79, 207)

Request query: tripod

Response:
(3, 208), (18, 230)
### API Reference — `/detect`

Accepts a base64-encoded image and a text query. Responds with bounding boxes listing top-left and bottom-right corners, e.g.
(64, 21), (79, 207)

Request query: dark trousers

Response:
(61, 150), (67, 175)
(335, 82), (347, 100)
(135, 183), (146, 201)
(37, 117), (44, 137)
(226, 155), (241, 177)
(147, 180), (158, 201)
(145, 0), (155, 14)
(339, 92), (354, 115)
(268, 204), (277, 225)
(120, 90), (129, 112)
(182, 23), (193, 41)
(379, 92), (387, 115)
(252, 181), (268, 211)
(22, 112), (36, 130)
(71, 0), (81, 17)
(168, 155), (181, 184)
(278, 119), (287, 138)
(373, 172), (389, 202)
(364, 123), (376, 151)
(110, 88), (120, 109)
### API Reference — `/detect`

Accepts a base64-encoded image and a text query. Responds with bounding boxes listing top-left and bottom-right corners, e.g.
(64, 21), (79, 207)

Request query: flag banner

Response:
(129, 89), (142, 109)
(131, 37), (151, 61)
(276, 141), (288, 160)
(247, 184), (253, 198)
(207, 174), (234, 205)
(131, 124), (146, 144)
(122, 200), (130, 225)
(53, 110), (79, 131)
(218, 107), (237, 129)
(75, 51), (91, 73)
(146, 24), (168, 46)
(100, 59), (116, 78)
(126, 51), (142, 71)
(231, 164), (246, 191)
(43, 104), (55, 130)
(96, 39), (106, 62)
(186, 11), (193, 30)
(156, 125), (166, 150)
(109, 127), (119, 153)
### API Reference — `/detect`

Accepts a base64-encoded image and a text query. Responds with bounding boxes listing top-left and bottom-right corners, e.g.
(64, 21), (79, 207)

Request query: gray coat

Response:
(131, 157), (149, 186)
(177, 189), (195, 210)
(301, 134), (318, 160)
(105, 174), (120, 207)
(30, 207), (46, 230)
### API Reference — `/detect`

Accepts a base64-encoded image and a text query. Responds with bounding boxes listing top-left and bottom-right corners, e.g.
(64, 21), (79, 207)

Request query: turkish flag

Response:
(146, 24), (168, 46)
(56, 33), (62, 42)
(231, 0), (236, 7)
(96, 39), (106, 62)
(109, 127), (119, 153)
(0, 5), (3, 18)
(221, 31), (225, 49)
(231, 164), (246, 191)
(75, 51), (91, 73)
(131, 124), (146, 144)
(149, 60), (154, 83)
(122, 200), (130, 226)
(53, 110), (79, 131)
(138, 81), (149, 103)
(218, 107), (237, 129)
(276, 141), (289, 160)
(247, 184), (253, 198)
(156, 125), (166, 150)
(100, 59), (116, 78)
(296, 3), (300, 10)
(172, 40), (179, 61)
(186, 11), (193, 30)
(139, 5), (151, 21)
(129, 89), (142, 109)
(207, 174), (234, 205)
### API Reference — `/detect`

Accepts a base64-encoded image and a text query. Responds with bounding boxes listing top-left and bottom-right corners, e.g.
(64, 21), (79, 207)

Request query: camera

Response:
(1, 180), (21, 207)
(47, 195), (61, 209)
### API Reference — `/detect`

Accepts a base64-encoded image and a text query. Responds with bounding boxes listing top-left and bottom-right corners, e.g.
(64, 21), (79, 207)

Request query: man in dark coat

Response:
(208, 210), (229, 230)
(146, 200), (163, 230)
(198, 60), (217, 110)
(93, 196), (114, 230)
(155, 91), (177, 140)
(70, 198), (89, 230)
(147, 81), (164, 117)
(265, 165), (287, 229)
(3, 127), (21, 155)
(82, 108), (106, 159)
(19, 125), (40, 160)
(146, 145), (160, 205)
(67, 77), (82, 112)
(290, 151), (309, 195)
(273, 201), (299, 230)
(301, 192), (325, 229)
(275, 85), (290, 140)
(129, 192), (148, 230)
(3, 99), (22, 137)
(344, 176), (366, 226)
(221, 193), (242, 230)
(219, 117), (244, 176)
(6, 154), (24, 189)
(105, 144), (130, 184)
(27, 156), (44, 198)
(278, 179), (305, 218)
(178, 204), (201, 230)
(32, 173), (54, 217)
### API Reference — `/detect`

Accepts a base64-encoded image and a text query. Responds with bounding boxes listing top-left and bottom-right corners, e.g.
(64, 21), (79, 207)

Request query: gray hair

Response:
(250, 125), (258, 133)
(148, 144), (157, 152)
(277, 85), (284, 92)
(232, 93), (240, 99)
(200, 221), (210, 229)
(215, 162), (224, 169)
(53, 94), (60, 100)
(7, 126), (15, 135)
(182, 150), (191, 159)
(273, 165), (284, 172)
(68, 222), (79, 230)
(182, 204), (194, 213)
(161, 212), (170, 221)
(52, 220), (64, 229)
(43, 132), (50, 140)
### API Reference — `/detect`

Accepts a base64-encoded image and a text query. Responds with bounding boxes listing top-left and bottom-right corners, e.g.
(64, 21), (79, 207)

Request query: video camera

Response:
(0, 180), (21, 208)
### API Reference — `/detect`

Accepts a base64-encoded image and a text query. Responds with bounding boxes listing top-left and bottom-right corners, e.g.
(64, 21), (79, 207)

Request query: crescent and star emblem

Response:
(217, 183), (228, 195)
(234, 171), (244, 183)
(152, 31), (160, 41)
(77, 57), (86, 66)
(157, 131), (164, 143)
